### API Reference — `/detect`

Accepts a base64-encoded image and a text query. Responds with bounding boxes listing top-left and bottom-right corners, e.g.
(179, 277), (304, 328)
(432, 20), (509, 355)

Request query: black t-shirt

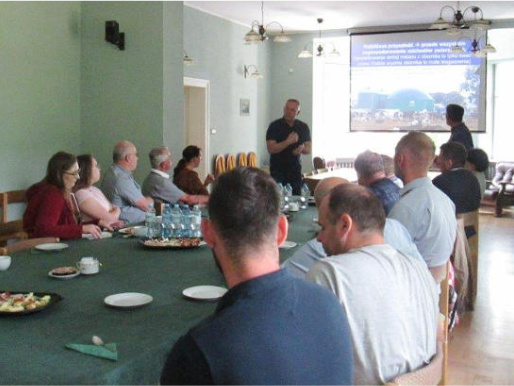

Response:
(432, 168), (481, 214)
(266, 118), (311, 171)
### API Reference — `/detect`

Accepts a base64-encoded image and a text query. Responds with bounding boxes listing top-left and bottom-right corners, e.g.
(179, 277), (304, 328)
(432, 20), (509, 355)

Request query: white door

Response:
(184, 77), (210, 181)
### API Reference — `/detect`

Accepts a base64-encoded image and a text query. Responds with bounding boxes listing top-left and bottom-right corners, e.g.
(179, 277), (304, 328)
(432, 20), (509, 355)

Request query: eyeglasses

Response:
(65, 170), (80, 177)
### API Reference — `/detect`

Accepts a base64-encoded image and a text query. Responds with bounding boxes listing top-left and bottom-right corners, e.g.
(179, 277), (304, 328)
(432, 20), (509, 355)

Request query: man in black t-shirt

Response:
(266, 99), (311, 194)
(446, 104), (474, 151)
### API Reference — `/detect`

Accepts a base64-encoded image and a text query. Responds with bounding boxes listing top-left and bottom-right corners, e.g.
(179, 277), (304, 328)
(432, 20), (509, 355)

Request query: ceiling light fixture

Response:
(298, 18), (340, 59)
(243, 1), (291, 44)
(183, 50), (196, 66)
(243, 65), (263, 79)
(430, 2), (491, 31)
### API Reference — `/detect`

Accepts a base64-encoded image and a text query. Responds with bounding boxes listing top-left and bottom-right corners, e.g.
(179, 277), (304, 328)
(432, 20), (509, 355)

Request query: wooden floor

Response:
(447, 208), (514, 384)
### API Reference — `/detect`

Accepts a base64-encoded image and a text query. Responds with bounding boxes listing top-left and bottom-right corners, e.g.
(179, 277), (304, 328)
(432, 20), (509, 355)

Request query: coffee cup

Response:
(76, 257), (100, 275)
(0, 256), (11, 271)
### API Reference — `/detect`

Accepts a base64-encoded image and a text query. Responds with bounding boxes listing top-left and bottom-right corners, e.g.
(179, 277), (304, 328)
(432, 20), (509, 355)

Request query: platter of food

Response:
(118, 226), (145, 236)
(0, 291), (62, 316)
(48, 266), (80, 280)
(139, 238), (205, 249)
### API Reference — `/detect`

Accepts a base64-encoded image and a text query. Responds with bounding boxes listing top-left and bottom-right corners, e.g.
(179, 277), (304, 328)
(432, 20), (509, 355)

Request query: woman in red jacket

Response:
(23, 152), (115, 240)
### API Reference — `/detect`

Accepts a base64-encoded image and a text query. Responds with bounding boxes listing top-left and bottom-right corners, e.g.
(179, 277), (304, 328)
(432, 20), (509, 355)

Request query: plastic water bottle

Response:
(171, 204), (182, 238)
(145, 203), (156, 239)
(161, 203), (173, 239)
(181, 206), (192, 238)
(277, 183), (284, 197)
(192, 205), (202, 238)
(300, 183), (310, 210)
(285, 183), (293, 197)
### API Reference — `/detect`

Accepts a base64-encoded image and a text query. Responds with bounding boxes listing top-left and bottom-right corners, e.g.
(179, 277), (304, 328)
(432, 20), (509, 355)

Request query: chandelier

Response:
(243, 1), (291, 44)
(430, 2), (496, 57)
(298, 18), (340, 59)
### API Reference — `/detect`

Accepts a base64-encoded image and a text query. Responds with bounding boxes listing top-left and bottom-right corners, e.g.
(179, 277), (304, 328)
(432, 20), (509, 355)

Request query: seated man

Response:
(282, 177), (424, 279)
(354, 150), (400, 214)
(389, 132), (457, 273)
(101, 141), (153, 225)
(306, 184), (439, 385)
(142, 146), (209, 206)
(381, 154), (403, 188)
(160, 168), (353, 385)
(465, 148), (490, 198)
(433, 142), (481, 214)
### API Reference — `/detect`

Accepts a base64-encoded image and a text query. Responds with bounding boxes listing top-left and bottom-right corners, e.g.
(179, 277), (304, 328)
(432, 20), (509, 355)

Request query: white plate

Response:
(35, 243), (68, 251)
(118, 226), (145, 235)
(48, 271), (80, 280)
(182, 285), (227, 301)
(82, 231), (113, 240)
(279, 241), (297, 249)
(104, 292), (153, 309)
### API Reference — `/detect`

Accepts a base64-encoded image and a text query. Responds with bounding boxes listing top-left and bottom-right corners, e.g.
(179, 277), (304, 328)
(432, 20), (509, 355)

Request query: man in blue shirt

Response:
(160, 167), (353, 385)
(446, 104), (474, 151)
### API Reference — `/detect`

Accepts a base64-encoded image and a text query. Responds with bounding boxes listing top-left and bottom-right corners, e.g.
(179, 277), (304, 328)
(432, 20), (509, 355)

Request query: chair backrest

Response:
(247, 152), (257, 167)
(313, 156), (326, 169)
(386, 342), (443, 385)
(226, 154), (236, 171)
(492, 162), (514, 188)
(0, 190), (28, 245)
(237, 152), (247, 167)
(5, 237), (59, 254)
(214, 154), (226, 177)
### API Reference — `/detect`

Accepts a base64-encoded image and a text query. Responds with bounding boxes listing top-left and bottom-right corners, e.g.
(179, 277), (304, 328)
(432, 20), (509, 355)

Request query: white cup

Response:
(0, 256), (11, 271)
(289, 202), (300, 212)
(76, 257), (100, 275)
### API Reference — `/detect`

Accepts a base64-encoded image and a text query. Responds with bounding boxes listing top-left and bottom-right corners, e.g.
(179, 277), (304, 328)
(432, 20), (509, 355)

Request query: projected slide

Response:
(350, 30), (486, 132)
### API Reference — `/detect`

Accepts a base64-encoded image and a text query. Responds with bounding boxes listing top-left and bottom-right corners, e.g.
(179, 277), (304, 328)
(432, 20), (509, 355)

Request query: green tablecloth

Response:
(0, 207), (317, 385)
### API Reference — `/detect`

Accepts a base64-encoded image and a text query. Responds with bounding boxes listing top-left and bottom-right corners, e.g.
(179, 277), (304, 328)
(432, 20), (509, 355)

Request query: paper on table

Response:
(65, 343), (118, 361)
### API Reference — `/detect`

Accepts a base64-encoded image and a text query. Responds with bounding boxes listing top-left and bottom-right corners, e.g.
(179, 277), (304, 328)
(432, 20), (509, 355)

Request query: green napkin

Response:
(65, 343), (118, 361)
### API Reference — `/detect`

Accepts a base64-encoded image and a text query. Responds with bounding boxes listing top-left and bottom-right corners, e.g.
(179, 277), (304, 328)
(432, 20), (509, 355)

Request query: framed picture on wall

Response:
(240, 98), (250, 116)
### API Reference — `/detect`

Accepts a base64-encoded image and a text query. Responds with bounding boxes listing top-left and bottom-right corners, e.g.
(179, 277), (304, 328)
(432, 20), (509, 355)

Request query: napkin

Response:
(65, 343), (118, 361)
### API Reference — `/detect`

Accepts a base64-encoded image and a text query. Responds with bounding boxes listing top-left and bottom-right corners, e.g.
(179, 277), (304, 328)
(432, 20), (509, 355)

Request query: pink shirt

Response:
(75, 186), (112, 223)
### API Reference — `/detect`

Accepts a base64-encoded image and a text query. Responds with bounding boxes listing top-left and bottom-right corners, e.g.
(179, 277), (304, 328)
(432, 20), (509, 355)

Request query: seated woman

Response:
(465, 148), (489, 198)
(75, 154), (124, 225)
(173, 145), (214, 195)
(23, 152), (117, 240)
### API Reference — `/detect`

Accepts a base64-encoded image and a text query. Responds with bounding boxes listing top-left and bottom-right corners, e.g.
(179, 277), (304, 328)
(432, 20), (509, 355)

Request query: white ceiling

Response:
(184, 1), (514, 32)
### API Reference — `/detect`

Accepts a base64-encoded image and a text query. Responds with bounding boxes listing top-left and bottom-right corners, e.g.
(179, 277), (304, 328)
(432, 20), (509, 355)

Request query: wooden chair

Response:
(237, 152), (247, 167)
(459, 210), (479, 310)
(214, 154), (226, 177)
(385, 343), (444, 385)
(0, 237), (59, 255)
(247, 152), (257, 167)
(438, 261), (451, 385)
(0, 190), (28, 246)
(225, 154), (236, 171)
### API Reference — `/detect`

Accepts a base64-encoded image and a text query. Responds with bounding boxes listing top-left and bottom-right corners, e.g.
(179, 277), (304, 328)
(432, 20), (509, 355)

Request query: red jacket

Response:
(23, 181), (83, 240)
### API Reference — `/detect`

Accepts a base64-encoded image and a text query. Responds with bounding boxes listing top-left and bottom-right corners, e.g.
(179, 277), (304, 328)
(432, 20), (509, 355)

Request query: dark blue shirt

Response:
(432, 168), (481, 214)
(160, 270), (353, 385)
(369, 177), (400, 215)
(448, 122), (474, 151)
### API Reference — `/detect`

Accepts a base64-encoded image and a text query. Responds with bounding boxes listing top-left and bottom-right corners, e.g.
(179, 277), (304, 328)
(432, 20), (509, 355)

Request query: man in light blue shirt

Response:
(282, 177), (424, 279)
(101, 141), (153, 225)
(388, 132), (457, 274)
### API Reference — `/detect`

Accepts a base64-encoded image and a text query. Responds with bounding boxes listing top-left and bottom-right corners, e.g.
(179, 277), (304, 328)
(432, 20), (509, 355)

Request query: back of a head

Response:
(446, 104), (464, 122)
(354, 150), (385, 179)
(396, 132), (435, 171)
(46, 151), (77, 190)
(440, 142), (467, 167)
(75, 154), (93, 190)
(209, 167), (281, 258)
(381, 154), (395, 175)
(328, 184), (385, 233)
(314, 177), (349, 206)
(467, 148), (489, 172)
(149, 146), (170, 169)
(113, 140), (134, 163)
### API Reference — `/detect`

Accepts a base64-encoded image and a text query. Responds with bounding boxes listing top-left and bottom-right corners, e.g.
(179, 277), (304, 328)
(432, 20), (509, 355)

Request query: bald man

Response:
(281, 177), (424, 279)
(101, 141), (153, 225)
(388, 132), (457, 273)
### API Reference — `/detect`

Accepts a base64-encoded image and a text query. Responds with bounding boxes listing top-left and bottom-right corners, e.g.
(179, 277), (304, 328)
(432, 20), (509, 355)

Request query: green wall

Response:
(183, 6), (271, 168)
(0, 2), (81, 192)
(81, 1), (184, 183)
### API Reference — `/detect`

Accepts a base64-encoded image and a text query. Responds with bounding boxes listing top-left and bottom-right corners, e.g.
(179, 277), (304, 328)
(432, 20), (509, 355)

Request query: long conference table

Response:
(0, 206), (318, 385)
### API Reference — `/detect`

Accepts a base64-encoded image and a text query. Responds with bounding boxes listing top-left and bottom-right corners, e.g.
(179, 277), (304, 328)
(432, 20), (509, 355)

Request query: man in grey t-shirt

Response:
(142, 147), (209, 206)
(101, 141), (153, 225)
(306, 184), (438, 385)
